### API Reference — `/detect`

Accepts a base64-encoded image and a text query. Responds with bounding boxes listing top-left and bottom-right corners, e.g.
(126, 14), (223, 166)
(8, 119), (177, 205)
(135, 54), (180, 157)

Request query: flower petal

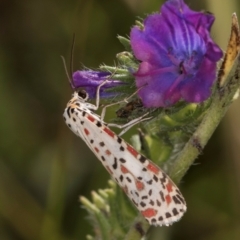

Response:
(130, 0), (223, 108)
(135, 65), (181, 107)
(72, 70), (124, 98)
(180, 58), (217, 102)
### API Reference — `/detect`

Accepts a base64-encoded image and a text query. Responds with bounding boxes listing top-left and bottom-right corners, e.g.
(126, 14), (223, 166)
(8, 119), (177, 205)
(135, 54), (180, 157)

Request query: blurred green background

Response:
(0, 0), (240, 239)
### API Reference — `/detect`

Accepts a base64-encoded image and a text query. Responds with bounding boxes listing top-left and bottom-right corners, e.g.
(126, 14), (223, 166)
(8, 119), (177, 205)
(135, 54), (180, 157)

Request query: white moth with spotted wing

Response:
(63, 88), (186, 226)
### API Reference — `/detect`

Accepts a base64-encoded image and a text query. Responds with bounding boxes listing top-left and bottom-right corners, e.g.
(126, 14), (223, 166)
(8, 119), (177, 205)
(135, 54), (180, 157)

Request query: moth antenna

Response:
(61, 55), (72, 87)
(61, 33), (76, 88)
(70, 33), (76, 79)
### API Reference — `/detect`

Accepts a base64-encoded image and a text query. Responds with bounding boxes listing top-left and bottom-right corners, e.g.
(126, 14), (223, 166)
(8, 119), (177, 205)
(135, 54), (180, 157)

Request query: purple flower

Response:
(130, 0), (223, 107)
(72, 70), (124, 98)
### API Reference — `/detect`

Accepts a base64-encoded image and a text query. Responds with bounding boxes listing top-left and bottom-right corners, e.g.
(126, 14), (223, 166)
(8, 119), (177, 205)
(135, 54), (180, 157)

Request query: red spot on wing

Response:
(136, 180), (144, 191)
(141, 208), (157, 218)
(127, 144), (138, 158)
(105, 149), (111, 156)
(103, 127), (115, 138)
(166, 182), (173, 193)
(94, 147), (99, 153)
(165, 194), (172, 205)
(147, 163), (159, 174)
(121, 165), (129, 174)
(84, 128), (90, 135)
(87, 115), (95, 122)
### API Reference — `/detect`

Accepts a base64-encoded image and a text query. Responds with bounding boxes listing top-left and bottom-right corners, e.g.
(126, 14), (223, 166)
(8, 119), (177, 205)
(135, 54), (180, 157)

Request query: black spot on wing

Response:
(119, 146), (125, 151)
(173, 195), (181, 204)
(176, 194), (185, 204)
(156, 200), (161, 207)
(139, 155), (147, 163)
(117, 137), (122, 144)
(119, 175), (123, 182)
(126, 177), (132, 183)
(153, 175), (158, 182)
(96, 121), (102, 127)
(151, 218), (156, 224)
(112, 157), (118, 169)
(160, 191), (165, 202)
(134, 191), (139, 197)
(147, 180), (153, 185)
(119, 158), (126, 163)
(165, 212), (172, 218)
(149, 200), (154, 206)
(172, 208), (178, 216)
(67, 107), (71, 118)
